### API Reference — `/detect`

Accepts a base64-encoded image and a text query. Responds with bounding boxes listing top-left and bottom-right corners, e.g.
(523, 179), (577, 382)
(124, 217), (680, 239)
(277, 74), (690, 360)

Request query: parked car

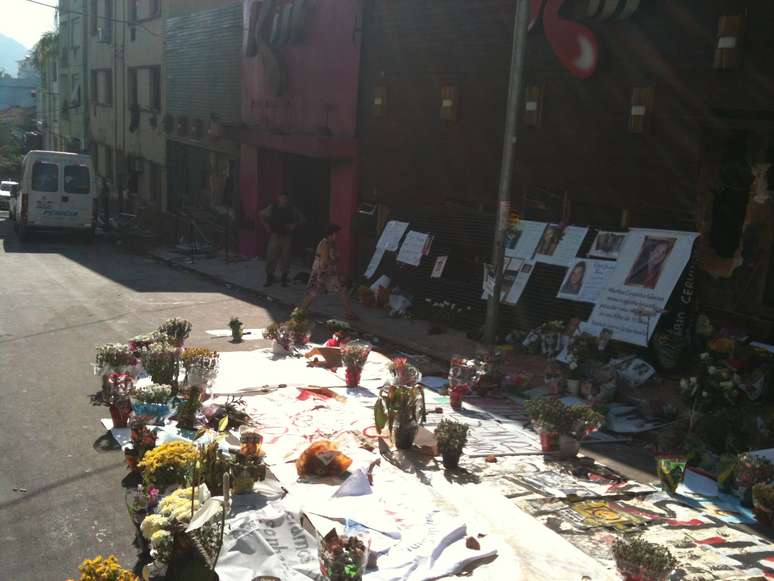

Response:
(0, 180), (17, 212)
(14, 151), (97, 242)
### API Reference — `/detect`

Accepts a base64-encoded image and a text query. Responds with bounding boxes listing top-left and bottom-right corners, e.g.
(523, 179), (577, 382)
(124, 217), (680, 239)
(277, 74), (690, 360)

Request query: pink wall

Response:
(330, 159), (359, 276)
(242, 0), (362, 138)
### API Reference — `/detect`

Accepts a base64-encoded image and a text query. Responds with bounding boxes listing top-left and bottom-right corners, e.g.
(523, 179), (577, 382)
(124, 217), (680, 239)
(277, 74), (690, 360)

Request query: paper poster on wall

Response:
(376, 220), (409, 251)
(364, 247), (386, 279)
(588, 230), (628, 260)
(503, 261), (535, 305)
(431, 256), (448, 279)
(504, 220), (547, 259)
(397, 230), (431, 266)
(586, 229), (699, 346)
(535, 225), (589, 266)
(556, 259), (616, 304)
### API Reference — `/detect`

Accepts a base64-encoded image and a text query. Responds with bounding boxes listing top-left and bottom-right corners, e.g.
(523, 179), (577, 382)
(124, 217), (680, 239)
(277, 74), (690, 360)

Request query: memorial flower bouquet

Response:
(734, 452), (774, 504)
(229, 316), (244, 342)
(138, 441), (198, 489)
(66, 554), (139, 581)
(341, 343), (371, 387)
(319, 528), (370, 581)
(131, 384), (173, 420)
(137, 342), (178, 385)
(158, 317), (192, 348)
(680, 352), (744, 412)
(556, 405), (604, 459)
(374, 381), (426, 450)
(181, 347), (219, 387)
(753, 483), (774, 525)
(264, 322), (292, 352)
(128, 331), (169, 355)
(524, 397), (566, 452)
(611, 537), (677, 581)
(95, 343), (137, 374)
(285, 307), (313, 347)
(387, 357), (422, 387)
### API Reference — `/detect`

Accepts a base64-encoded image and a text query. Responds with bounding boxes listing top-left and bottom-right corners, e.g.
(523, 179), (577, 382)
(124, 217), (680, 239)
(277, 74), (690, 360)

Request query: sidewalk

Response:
(147, 247), (484, 366)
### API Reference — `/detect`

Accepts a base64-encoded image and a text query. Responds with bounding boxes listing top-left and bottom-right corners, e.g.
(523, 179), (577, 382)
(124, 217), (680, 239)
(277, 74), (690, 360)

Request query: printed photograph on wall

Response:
(535, 225), (563, 256)
(624, 236), (677, 290)
(504, 229), (523, 254)
(589, 231), (627, 259)
(559, 261), (587, 295)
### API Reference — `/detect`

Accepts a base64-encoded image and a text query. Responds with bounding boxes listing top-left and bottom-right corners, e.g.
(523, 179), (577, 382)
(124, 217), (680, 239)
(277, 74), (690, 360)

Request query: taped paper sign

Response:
(397, 231), (432, 266)
(503, 261), (535, 305)
(365, 247), (386, 279)
(556, 259), (616, 303)
(589, 230), (627, 260)
(504, 220), (547, 259)
(376, 220), (409, 251)
(535, 225), (589, 266)
(586, 228), (699, 346)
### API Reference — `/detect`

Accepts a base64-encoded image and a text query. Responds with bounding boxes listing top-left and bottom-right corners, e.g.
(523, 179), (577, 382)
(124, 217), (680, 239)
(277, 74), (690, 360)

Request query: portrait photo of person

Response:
(536, 225), (563, 256)
(624, 236), (676, 290)
(560, 261), (587, 295)
(590, 231), (626, 259)
(504, 228), (523, 254)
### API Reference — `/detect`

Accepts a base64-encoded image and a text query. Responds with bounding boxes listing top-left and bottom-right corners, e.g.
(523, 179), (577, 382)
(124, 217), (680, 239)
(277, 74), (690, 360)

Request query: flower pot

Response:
(566, 379), (580, 396)
(539, 431), (559, 453)
(450, 386), (467, 410)
(558, 435), (580, 460)
(442, 449), (462, 469)
(131, 400), (171, 421)
(230, 326), (244, 343)
(393, 419), (418, 450)
(109, 399), (132, 428)
(271, 339), (290, 356)
(346, 367), (362, 388)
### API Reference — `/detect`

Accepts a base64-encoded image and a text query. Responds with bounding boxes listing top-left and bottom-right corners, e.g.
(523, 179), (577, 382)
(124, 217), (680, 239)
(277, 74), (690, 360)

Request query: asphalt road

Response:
(0, 212), (286, 580)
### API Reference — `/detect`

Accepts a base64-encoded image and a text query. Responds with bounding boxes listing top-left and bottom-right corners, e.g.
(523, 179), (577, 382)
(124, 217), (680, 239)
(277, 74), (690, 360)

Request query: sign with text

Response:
(556, 259), (616, 304)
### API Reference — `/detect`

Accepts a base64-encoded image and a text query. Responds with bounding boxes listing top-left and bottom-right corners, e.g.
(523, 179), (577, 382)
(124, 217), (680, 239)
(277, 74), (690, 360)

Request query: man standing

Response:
(260, 192), (303, 287)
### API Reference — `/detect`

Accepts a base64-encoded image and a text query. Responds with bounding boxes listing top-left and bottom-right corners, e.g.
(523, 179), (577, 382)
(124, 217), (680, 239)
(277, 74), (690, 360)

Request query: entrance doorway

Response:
(287, 155), (330, 265)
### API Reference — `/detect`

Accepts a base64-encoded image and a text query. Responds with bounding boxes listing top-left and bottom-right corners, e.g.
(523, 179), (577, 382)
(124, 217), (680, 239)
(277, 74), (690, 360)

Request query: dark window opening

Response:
(64, 165), (91, 194)
(709, 131), (752, 258)
(32, 161), (59, 192)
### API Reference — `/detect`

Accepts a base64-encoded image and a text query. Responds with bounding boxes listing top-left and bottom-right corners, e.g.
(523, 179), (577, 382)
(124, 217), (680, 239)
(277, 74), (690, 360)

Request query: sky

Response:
(0, 0), (58, 49)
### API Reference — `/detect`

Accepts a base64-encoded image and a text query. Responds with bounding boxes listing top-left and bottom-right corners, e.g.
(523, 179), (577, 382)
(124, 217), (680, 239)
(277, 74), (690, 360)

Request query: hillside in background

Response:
(0, 34), (28, 77)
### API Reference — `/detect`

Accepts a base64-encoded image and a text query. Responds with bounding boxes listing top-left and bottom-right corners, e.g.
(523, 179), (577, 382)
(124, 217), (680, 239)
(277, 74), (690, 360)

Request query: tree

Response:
(31, 31), (59, 72)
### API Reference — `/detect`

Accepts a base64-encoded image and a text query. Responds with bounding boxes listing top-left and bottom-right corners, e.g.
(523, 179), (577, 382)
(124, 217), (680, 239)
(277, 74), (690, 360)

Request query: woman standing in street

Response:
(301, 224), (357, 320)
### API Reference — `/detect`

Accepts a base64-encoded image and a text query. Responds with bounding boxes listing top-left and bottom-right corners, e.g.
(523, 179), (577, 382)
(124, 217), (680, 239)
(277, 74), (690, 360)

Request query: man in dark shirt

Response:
(260, 192), (303, 287)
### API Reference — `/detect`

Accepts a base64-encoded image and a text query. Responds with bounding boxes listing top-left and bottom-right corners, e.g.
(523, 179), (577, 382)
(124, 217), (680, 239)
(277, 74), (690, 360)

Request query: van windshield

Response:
(64, 165), (90, 194)
(31, 161), (59, 192)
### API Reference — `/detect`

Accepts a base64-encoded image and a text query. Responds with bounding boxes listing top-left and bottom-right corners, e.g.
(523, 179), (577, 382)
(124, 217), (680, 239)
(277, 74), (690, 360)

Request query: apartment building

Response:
(57, 0), (89, 152)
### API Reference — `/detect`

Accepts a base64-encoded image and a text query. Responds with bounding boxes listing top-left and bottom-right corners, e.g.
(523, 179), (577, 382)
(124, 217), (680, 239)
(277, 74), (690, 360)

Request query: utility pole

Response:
(483, 0), (531, 345)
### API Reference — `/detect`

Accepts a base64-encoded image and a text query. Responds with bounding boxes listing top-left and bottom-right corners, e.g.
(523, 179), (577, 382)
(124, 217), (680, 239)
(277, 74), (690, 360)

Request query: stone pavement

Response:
(147, 247), (483, 366)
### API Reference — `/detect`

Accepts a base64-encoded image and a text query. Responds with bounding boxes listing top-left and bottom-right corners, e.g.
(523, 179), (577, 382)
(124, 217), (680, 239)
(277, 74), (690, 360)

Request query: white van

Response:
(14, 150), (97, 241)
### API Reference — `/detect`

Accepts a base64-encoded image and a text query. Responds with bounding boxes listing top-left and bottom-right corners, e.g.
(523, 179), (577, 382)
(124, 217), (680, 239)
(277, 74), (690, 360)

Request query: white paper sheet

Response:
(205, 328), (266, 341)
(377, 220), (410, 251)
(586, 228), (699, 346)
(365, 247), (386, 279)
(430, 256), (448, 279)
(503, 261), (535, 305)
(535, 225), (589, 266)
(556, 259), (616, 303)
(588, 230), (628, 259)
(397, 231), (431, 266)
(677, 469), (719, 498)
(504, 220), (547, 259)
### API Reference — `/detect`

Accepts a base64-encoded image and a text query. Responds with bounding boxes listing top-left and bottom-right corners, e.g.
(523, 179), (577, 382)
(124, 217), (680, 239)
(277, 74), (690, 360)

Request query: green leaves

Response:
(374, 398), (387, 432)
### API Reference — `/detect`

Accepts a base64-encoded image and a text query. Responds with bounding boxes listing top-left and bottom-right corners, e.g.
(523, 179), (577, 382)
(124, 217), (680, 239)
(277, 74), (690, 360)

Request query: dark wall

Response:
(358, 0), (774, 229)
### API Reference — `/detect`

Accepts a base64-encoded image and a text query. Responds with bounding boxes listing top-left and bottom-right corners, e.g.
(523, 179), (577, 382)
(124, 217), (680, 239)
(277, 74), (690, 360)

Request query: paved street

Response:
(0, 212), (285, 580)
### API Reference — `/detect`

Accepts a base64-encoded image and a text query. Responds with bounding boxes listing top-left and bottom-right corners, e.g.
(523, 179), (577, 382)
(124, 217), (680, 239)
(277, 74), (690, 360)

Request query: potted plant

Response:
(374, 383), (427, 450)
(131, 383), (173, 420)
(524, 397), (566, 453)
(229, 316), (244, 342)
(176, 386), (202, 431)
(544, 360), (564, 397)
(95, 344), (138, 403)
(735, 453), (774, 507)
(181, 346), (219, 388)
(566, 362), (582, 396)
(157, 317), (192, 348)
(752, 483), (774, 526)
(434, 419), (469, 469)
(263, 322), (291, 355)
(285, 308), (313, 348)
(557, 405), (604, 459)
(341, 343), (371, 387)
(611, 537), (677, 581)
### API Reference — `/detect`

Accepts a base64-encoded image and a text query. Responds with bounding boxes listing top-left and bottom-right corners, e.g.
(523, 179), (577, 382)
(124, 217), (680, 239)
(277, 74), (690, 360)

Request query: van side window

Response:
(31, 161), (59, 192)
(64, 165), (91, 194)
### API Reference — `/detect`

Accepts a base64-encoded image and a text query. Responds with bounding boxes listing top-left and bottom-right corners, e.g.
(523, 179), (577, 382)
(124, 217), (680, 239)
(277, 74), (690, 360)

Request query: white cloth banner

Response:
(556, 259), (616, 303)
(535, 225), (589, 266)
(586, 228), (699, 346)
(504, 220), (546, 259)
(377, 220), (409, 251)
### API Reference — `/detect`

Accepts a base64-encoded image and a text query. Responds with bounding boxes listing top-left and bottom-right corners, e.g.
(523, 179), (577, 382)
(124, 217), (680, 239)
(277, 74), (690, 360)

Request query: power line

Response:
(23, 0), (163, 38)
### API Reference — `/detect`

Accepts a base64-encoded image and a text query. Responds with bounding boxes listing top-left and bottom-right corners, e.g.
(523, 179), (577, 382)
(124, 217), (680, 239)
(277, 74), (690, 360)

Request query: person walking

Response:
(301, 224), (357, 320)
(260, 192), (303, 287)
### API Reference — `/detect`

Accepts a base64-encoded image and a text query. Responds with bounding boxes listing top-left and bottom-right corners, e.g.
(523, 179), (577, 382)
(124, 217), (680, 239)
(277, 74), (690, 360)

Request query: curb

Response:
(142, 249), (464, 367)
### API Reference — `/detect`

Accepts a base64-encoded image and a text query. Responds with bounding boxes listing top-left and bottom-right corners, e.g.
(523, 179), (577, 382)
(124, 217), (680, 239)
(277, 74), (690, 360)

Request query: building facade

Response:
(239, 0), (363, 273)
(57, 0), (89, 153)
(356, 0), (774, 337)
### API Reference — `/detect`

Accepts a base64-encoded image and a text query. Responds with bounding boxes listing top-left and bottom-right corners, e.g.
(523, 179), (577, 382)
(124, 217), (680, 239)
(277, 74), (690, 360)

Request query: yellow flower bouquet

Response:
(138, 441), (198, 489)
(67, 555), (138, 581)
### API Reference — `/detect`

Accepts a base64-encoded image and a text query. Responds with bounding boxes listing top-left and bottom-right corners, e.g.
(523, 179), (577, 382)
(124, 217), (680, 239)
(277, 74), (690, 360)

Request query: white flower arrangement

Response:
(133, 384), (172, 405)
